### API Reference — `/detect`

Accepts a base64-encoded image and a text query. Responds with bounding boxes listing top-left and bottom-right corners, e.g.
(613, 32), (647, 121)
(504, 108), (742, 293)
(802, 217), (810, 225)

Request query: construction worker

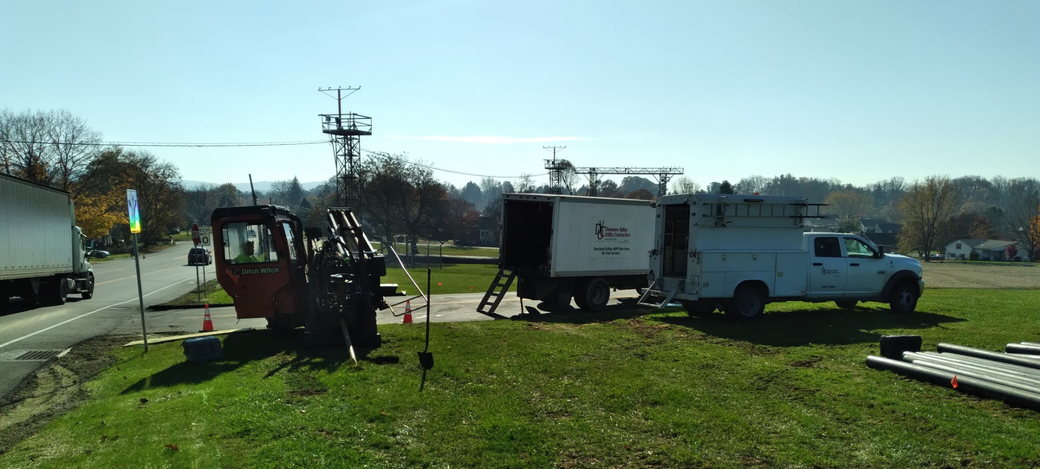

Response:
(235, 241), (260, 263)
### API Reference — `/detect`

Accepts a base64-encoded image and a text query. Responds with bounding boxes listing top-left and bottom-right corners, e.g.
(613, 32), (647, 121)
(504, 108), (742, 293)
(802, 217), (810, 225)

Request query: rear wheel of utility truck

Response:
(725, 285), (765, 320)
(575, 278), (610, 312)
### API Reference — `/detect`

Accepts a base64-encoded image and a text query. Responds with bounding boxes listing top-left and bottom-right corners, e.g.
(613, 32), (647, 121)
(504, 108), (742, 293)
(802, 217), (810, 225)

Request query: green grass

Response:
(384, 263), (513, 295)
(374, 241), (499, 258)
(4, 289), (1040, 468)
(159, 280), (233, 307)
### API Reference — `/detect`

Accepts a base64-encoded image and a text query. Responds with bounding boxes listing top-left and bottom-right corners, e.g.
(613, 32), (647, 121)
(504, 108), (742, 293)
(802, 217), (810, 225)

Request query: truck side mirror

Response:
(877, 246), (885, 258)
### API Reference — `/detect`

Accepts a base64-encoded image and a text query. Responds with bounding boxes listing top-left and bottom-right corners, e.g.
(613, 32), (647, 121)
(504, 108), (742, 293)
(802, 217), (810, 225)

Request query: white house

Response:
(945, 239), (1031, 261)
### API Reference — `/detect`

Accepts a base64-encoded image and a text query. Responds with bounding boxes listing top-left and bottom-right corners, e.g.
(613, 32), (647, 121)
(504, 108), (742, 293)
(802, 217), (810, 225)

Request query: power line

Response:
(2, 138), (547, 181)
(0, 139), (326, 147)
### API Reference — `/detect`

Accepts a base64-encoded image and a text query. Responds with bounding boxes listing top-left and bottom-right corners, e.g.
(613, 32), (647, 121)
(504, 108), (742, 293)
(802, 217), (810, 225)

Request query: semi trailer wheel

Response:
(725, 285), (765, 320)
(577, 278), (610, 312)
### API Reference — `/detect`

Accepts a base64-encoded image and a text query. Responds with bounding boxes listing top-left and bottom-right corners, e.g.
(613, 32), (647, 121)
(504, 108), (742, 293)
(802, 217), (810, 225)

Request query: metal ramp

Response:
(637, 279), (683, 309)
(477, 269), (516, 316)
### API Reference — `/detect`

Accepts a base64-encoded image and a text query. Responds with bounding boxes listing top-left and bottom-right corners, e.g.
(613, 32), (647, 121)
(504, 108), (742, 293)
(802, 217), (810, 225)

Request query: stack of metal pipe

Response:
(866, 342), (1040, 412)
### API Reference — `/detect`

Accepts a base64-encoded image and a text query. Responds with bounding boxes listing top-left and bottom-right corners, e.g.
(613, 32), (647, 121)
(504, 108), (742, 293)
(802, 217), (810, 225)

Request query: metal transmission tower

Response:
(543, 146), (567, 194)
(576, 166), (685, 197)
(319, 86), (371, 208)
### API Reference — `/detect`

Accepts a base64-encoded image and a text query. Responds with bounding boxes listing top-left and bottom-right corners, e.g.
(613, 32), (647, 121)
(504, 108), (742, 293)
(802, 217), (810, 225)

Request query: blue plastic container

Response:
(183, 336), (223, 362)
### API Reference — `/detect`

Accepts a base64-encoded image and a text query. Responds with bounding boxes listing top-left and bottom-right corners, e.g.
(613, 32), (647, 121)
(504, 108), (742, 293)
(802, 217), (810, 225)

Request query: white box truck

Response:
(640, 193), (924, 319)
(480, 194), (655, 313)
(1, 173), (95, 308)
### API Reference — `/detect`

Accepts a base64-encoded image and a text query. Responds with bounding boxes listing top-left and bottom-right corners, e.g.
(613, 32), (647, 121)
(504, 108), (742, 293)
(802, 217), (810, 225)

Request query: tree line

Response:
(3, 109), (1038, 260)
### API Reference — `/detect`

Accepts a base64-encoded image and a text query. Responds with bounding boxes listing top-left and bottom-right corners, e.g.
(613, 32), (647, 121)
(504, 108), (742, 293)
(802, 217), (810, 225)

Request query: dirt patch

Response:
(921, 262), (1040, 289)
(0, 334), (132, 455)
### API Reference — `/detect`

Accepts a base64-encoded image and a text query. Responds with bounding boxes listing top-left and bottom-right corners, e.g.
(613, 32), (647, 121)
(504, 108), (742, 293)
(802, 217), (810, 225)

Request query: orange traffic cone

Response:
(201, 304), (214, 332)
(403, 300), (413, 324)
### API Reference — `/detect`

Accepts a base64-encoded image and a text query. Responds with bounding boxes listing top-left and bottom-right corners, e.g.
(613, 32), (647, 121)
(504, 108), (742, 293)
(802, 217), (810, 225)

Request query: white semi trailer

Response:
(479, 194), (655, 313)
(0, 173), (95, 308)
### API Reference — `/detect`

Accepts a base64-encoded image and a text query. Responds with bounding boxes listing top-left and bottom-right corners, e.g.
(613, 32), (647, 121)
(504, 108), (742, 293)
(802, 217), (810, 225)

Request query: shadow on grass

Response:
(656, 306), (964, 347)
(513, 298), (652, 324)
(121, 329), (386, 394)
(516, 300), (965, 348)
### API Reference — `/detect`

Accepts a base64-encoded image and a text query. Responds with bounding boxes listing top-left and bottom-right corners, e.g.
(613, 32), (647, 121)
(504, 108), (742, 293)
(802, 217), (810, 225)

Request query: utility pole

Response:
(543, 146), (567, 194)
(319, 86), (371, 208)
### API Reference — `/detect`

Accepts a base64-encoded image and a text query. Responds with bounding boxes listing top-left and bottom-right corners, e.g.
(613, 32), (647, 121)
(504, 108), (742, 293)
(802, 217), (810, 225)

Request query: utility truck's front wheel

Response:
(725, 285), (765, 320)
(889, 283), (919, 313)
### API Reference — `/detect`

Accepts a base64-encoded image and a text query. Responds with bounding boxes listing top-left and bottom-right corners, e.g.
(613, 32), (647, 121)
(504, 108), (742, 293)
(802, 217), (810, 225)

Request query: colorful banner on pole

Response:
(127, 189), (142, 234)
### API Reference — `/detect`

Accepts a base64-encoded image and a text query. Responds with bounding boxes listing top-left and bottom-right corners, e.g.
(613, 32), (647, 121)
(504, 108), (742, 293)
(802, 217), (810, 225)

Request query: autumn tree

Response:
(358, 153), (449, 254)
(77, 147), (184, 245)
(897, 176), (959, 258)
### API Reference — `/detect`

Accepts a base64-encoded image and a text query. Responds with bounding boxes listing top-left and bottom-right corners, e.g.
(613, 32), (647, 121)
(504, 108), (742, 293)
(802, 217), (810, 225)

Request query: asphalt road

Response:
(0, 244), (217, 399)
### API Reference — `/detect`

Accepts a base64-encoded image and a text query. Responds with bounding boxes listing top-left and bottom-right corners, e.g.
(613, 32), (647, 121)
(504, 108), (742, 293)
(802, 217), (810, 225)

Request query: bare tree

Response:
(183, 185), (215, 226)
(1003, 180), (1040, 260)
(734, 175), (768, 195)
(515, 174), (536, 193)
(0, 109), (101, 189)
(898, 176), (959, 258)
(47, 110), (102, 193)
(824, 191), (874, 219)
(668, 175), (701, 195)
(2, 110), (50, 183)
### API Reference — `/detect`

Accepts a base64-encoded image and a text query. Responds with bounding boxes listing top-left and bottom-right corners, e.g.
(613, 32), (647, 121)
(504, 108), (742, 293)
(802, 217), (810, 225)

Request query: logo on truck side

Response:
(595, 220), (631, 240)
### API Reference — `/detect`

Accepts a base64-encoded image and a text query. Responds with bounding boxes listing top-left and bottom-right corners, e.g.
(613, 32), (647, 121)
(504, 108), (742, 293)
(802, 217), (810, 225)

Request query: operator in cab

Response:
(235, 241), (261, 263)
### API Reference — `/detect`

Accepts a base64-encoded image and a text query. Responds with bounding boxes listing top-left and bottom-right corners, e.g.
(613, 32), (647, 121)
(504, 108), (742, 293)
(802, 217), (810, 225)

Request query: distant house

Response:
(859, 218), (902, 235)
(863, 232), (899, 254)
(945, 239), (1031, 261)
(477, 216), (500, 247)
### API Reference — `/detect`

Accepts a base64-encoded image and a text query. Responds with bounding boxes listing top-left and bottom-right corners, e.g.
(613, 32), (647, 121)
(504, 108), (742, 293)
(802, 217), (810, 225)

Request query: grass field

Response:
(4, 288), (1040, 468)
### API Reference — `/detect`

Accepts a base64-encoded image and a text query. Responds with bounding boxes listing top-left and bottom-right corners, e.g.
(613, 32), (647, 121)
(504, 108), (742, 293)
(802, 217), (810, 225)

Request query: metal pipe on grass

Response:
(866, 355), (1040, 412)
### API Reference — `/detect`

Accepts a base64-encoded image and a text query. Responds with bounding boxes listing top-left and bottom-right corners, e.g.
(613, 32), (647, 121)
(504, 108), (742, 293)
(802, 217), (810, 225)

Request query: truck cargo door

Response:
(808, 236), (846, 297)
(662, 204), (689, 277)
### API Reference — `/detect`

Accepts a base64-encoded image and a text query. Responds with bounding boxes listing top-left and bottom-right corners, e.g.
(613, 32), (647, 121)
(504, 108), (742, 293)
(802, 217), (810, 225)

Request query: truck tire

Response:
(577, 278), (610, 312)
(81, 273), (95, 299)
(725, 285), (765, 320)
(888, 282), (918, 314)
(679, 300), (718, 316)
(835, 300), (857, 309)
(45, 279), (69, 305)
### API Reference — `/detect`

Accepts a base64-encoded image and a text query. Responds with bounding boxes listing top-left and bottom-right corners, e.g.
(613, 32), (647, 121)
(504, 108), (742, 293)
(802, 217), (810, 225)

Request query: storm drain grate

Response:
(16, 350), (62, 361)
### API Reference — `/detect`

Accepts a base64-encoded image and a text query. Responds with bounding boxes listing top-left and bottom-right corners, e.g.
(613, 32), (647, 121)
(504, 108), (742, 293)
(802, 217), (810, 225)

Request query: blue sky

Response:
(2, 1), (1037, 190)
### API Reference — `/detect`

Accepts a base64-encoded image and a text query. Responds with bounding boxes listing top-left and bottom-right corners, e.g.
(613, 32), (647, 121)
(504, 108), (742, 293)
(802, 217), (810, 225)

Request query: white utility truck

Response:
(479, 194), (655, 313)
(640, 193), (923, 319)
(1, 173), (95, 308)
